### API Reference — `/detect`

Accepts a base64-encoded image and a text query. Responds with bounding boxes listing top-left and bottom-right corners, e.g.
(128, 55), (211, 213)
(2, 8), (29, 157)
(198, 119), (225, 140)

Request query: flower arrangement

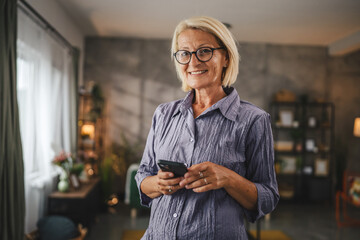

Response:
(52, 151), (73, 175)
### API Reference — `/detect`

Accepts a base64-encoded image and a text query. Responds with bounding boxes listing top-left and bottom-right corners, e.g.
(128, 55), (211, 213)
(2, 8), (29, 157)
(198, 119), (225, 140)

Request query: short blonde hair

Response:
(171, 16), (240, 92)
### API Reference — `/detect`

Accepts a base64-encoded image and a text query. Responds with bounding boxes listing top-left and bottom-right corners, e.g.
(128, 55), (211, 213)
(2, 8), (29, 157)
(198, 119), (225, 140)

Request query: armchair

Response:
(336, 170), (360, 227)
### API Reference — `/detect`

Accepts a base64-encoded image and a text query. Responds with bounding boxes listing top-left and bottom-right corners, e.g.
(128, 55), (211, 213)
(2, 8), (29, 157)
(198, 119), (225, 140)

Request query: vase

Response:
(57, 169), (70, 192)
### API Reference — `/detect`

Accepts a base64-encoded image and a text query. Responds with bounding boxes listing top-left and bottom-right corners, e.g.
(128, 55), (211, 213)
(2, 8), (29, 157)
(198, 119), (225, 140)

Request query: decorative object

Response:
(52, 151), (73, 192)
(70, 174), (80, 189)
(303, 166), (313, 175)
(279, 110), (293, 127)
(308, 116), (317, 128)
(279, 156), (296, 174)
(274, 141), (294, 152)
(305, 139), (315, 152)
(274, 89), (296, 102)
(57, 173), (70, 192)
(314, 158), (329, 176)
(354, 117), (360, 137)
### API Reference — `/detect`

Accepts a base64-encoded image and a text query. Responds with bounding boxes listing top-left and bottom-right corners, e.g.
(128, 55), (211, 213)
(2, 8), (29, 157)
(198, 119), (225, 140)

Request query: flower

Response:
(52, 151), (73, 174)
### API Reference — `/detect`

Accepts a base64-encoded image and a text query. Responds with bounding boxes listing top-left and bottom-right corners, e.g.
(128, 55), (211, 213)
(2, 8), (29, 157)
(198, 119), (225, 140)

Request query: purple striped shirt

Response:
(135, 87), (279, 240)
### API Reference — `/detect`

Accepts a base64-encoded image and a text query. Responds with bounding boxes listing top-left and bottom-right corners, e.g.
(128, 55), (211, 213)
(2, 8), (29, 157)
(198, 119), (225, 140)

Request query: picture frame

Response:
(70, 174), (80, 189)
(279, 110), (294, 127)
(279, 156), (297, 174)
(314, 158), (329, 176)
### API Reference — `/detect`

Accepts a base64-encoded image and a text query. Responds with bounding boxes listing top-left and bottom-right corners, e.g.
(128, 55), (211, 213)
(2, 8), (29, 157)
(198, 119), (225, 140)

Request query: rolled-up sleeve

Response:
(243, 113), (279, 222)
(135, 108), (160, 207)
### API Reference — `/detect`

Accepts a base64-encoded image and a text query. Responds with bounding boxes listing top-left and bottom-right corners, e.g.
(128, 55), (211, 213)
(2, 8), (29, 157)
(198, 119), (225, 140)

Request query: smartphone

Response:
(157, 160), (188, 177)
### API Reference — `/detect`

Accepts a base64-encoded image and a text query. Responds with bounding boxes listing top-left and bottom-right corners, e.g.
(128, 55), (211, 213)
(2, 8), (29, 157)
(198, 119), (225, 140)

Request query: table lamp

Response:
(354, 117), (360, 137)
(81, 124), (95, 139)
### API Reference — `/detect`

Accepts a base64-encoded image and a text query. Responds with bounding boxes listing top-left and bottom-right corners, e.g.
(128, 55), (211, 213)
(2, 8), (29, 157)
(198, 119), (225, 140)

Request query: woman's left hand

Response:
(179, 161), (233, 193)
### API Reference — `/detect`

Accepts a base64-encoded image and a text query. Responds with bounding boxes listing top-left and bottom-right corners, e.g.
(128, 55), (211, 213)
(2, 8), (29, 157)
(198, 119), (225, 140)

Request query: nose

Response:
(188, 52), (201, 65)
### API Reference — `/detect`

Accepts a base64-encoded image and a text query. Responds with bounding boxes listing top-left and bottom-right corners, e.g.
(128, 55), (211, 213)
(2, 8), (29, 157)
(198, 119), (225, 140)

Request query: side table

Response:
(47, 177), (101, 228)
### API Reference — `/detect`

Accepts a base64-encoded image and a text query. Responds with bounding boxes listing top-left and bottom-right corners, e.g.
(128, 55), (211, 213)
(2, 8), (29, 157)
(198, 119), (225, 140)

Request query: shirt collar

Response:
(174, 87), (241, 122)
(215, 87), (241, 122)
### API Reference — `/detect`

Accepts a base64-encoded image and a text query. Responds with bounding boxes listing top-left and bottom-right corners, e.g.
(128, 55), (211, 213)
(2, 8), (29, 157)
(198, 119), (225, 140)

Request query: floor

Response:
(86, 201), (360, 240)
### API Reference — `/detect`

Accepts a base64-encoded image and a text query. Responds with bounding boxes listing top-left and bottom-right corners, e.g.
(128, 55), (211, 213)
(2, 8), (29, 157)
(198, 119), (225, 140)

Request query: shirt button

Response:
(173, 213), (178, 218)
(190, 138), (194, 142)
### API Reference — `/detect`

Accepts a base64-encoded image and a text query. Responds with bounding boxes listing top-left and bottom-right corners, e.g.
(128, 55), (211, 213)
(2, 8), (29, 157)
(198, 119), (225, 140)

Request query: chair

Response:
(336, 170), (360, 227)
(125, 164), (146, 218)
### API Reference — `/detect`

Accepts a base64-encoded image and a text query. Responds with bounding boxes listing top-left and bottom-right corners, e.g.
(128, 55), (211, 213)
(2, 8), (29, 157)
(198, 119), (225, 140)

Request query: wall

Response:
(328, 50), (360, 171)
(84, 37), (360, 173)
(27, 0), (85, 84)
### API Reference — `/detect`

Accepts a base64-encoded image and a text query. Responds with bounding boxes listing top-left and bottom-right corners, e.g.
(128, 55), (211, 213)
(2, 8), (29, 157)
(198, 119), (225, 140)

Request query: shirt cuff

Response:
(243, 183), (274, 222)
(135, 172), (153, 207)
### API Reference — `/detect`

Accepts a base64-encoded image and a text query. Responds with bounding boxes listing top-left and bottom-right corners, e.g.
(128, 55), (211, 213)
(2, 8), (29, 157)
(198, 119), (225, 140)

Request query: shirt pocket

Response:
(194, 142), (246, 174)
(220, 143), (246, 174)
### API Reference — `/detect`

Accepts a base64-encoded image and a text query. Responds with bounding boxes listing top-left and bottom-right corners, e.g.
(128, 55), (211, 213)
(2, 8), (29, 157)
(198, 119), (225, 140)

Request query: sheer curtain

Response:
(17, 9), (77, 232)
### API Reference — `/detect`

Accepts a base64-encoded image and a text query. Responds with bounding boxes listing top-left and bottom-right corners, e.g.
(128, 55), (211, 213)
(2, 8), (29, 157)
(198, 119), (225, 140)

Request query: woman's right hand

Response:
(141, 170), (185, 198)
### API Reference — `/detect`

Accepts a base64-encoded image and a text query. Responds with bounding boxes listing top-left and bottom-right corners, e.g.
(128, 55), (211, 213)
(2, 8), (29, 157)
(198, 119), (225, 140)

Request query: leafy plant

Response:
(98, 134), (143, 204)
(89, 84), (104, 121)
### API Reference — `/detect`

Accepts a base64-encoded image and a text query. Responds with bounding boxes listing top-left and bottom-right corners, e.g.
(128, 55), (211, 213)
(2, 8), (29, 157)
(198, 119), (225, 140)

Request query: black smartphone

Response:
(157, 160), (188, 177)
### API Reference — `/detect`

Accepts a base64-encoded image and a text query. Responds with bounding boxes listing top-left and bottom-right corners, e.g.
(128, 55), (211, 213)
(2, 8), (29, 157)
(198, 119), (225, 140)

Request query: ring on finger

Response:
(168, 186), (172, 192)
(199, 171), (204, 178)
(204, 178), (208, 185)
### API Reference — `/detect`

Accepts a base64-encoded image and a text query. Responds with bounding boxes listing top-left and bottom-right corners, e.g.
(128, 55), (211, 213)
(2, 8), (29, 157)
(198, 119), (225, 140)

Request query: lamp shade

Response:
(81, 124), (95, 139)
(354, 118), (360, 137)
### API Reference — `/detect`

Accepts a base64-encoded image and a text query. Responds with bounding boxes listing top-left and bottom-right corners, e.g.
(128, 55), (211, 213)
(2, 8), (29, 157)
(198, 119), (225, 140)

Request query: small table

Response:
(48, 177), (101, 228)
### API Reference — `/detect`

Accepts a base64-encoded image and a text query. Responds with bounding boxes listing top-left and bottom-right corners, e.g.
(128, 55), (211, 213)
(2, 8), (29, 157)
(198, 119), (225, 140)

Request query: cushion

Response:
(37, 215), (80, 240)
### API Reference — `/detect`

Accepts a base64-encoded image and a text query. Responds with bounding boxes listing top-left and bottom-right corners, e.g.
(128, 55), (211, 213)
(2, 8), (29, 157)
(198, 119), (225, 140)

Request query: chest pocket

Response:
(192, 142), (246, 175)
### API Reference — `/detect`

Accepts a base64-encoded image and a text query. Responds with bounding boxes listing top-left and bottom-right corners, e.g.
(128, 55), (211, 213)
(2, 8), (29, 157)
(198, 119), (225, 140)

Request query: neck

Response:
(192, 86), (227, 118)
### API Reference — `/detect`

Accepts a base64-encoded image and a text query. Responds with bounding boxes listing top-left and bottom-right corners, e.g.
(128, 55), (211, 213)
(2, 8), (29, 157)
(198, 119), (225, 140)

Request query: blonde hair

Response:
(171, 16), (240, 92)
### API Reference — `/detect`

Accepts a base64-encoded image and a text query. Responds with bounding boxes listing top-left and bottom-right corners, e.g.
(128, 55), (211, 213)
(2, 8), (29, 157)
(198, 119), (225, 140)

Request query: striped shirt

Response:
(135, 87), (279, 240)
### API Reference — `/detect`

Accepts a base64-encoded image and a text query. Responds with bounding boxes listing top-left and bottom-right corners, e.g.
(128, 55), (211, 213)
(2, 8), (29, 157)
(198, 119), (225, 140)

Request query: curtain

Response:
(16, 9), (78, 232)
(0, 0), (26, 239)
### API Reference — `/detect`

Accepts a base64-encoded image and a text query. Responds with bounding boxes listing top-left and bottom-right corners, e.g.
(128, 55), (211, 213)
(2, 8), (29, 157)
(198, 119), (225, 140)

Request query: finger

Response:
(159, 177), (184, 186)
(158, 170), (174, 179)
(185, 177), (210, 189)
(187, 162), (210, 173)
(160, 184), (183, 195)
(192, 184), (213, 193)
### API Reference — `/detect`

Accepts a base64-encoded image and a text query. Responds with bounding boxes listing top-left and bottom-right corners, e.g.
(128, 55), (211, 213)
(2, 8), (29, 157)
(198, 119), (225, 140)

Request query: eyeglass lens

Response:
(175, 47), (214, 64)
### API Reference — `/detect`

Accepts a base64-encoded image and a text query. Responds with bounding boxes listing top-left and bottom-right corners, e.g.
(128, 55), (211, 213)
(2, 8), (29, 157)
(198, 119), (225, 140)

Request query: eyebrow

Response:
(178, 43), (215, 51)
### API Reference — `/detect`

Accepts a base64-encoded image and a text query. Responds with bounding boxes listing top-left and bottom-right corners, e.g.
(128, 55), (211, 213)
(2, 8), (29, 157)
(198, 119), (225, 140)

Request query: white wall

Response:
(26, 0), (85, 85)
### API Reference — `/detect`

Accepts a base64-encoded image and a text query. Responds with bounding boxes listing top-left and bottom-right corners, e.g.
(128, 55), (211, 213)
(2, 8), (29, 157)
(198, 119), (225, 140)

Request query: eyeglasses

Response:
(174, 47), (225, 65)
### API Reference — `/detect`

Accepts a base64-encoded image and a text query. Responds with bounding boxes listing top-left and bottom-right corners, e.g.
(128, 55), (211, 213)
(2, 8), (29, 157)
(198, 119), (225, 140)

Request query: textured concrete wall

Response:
(84, 37), (360, 169)
(328, 50), (360, 171)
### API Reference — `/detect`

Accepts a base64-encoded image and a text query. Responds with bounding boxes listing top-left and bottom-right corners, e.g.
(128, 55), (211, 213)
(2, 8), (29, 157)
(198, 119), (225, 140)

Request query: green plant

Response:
(99, 134), (143, 203)
(90, 84), (104, 121)
(70, 163), (84, 176)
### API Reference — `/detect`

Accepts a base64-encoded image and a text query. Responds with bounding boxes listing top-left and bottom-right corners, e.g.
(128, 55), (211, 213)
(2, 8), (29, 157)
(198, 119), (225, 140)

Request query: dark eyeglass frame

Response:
(174, 47), (225, 65)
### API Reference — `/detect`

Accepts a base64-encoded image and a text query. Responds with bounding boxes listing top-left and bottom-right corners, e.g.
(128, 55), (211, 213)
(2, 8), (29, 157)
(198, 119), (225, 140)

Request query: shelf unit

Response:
(270, 101), (335, 202)
(77, 93), (105, 175)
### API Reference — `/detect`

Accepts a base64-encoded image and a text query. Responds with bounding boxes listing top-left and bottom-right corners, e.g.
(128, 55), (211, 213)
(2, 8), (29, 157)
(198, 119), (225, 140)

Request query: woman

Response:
(135, 16), (279, 239)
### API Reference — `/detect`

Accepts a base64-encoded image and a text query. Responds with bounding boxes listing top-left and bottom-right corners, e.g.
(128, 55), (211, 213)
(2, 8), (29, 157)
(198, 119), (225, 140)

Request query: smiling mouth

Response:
(189, 70), (207, 75)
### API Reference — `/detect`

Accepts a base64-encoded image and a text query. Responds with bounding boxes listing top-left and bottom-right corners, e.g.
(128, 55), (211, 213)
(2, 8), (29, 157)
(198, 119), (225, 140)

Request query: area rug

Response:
(122, 229), (291, 240)
(122, 230), (146, 240)
(249, 230), (291, 240)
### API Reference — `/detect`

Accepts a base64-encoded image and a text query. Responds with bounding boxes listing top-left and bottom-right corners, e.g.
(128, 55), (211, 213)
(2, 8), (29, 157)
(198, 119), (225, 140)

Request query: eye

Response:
(197, 48), (212, 56)
(180, 51), (190, 57)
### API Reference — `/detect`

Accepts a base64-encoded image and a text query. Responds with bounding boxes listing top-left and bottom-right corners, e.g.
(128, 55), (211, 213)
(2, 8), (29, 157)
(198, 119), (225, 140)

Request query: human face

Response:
(177, 29), (228, 91)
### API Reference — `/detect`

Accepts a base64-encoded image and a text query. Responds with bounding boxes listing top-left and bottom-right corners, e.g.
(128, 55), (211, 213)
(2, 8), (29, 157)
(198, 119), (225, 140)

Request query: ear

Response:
(224, 58), (229, 68)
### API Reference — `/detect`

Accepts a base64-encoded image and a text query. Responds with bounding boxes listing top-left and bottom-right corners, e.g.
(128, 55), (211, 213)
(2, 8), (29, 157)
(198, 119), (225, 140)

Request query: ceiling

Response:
(56, 0), (360, 55)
